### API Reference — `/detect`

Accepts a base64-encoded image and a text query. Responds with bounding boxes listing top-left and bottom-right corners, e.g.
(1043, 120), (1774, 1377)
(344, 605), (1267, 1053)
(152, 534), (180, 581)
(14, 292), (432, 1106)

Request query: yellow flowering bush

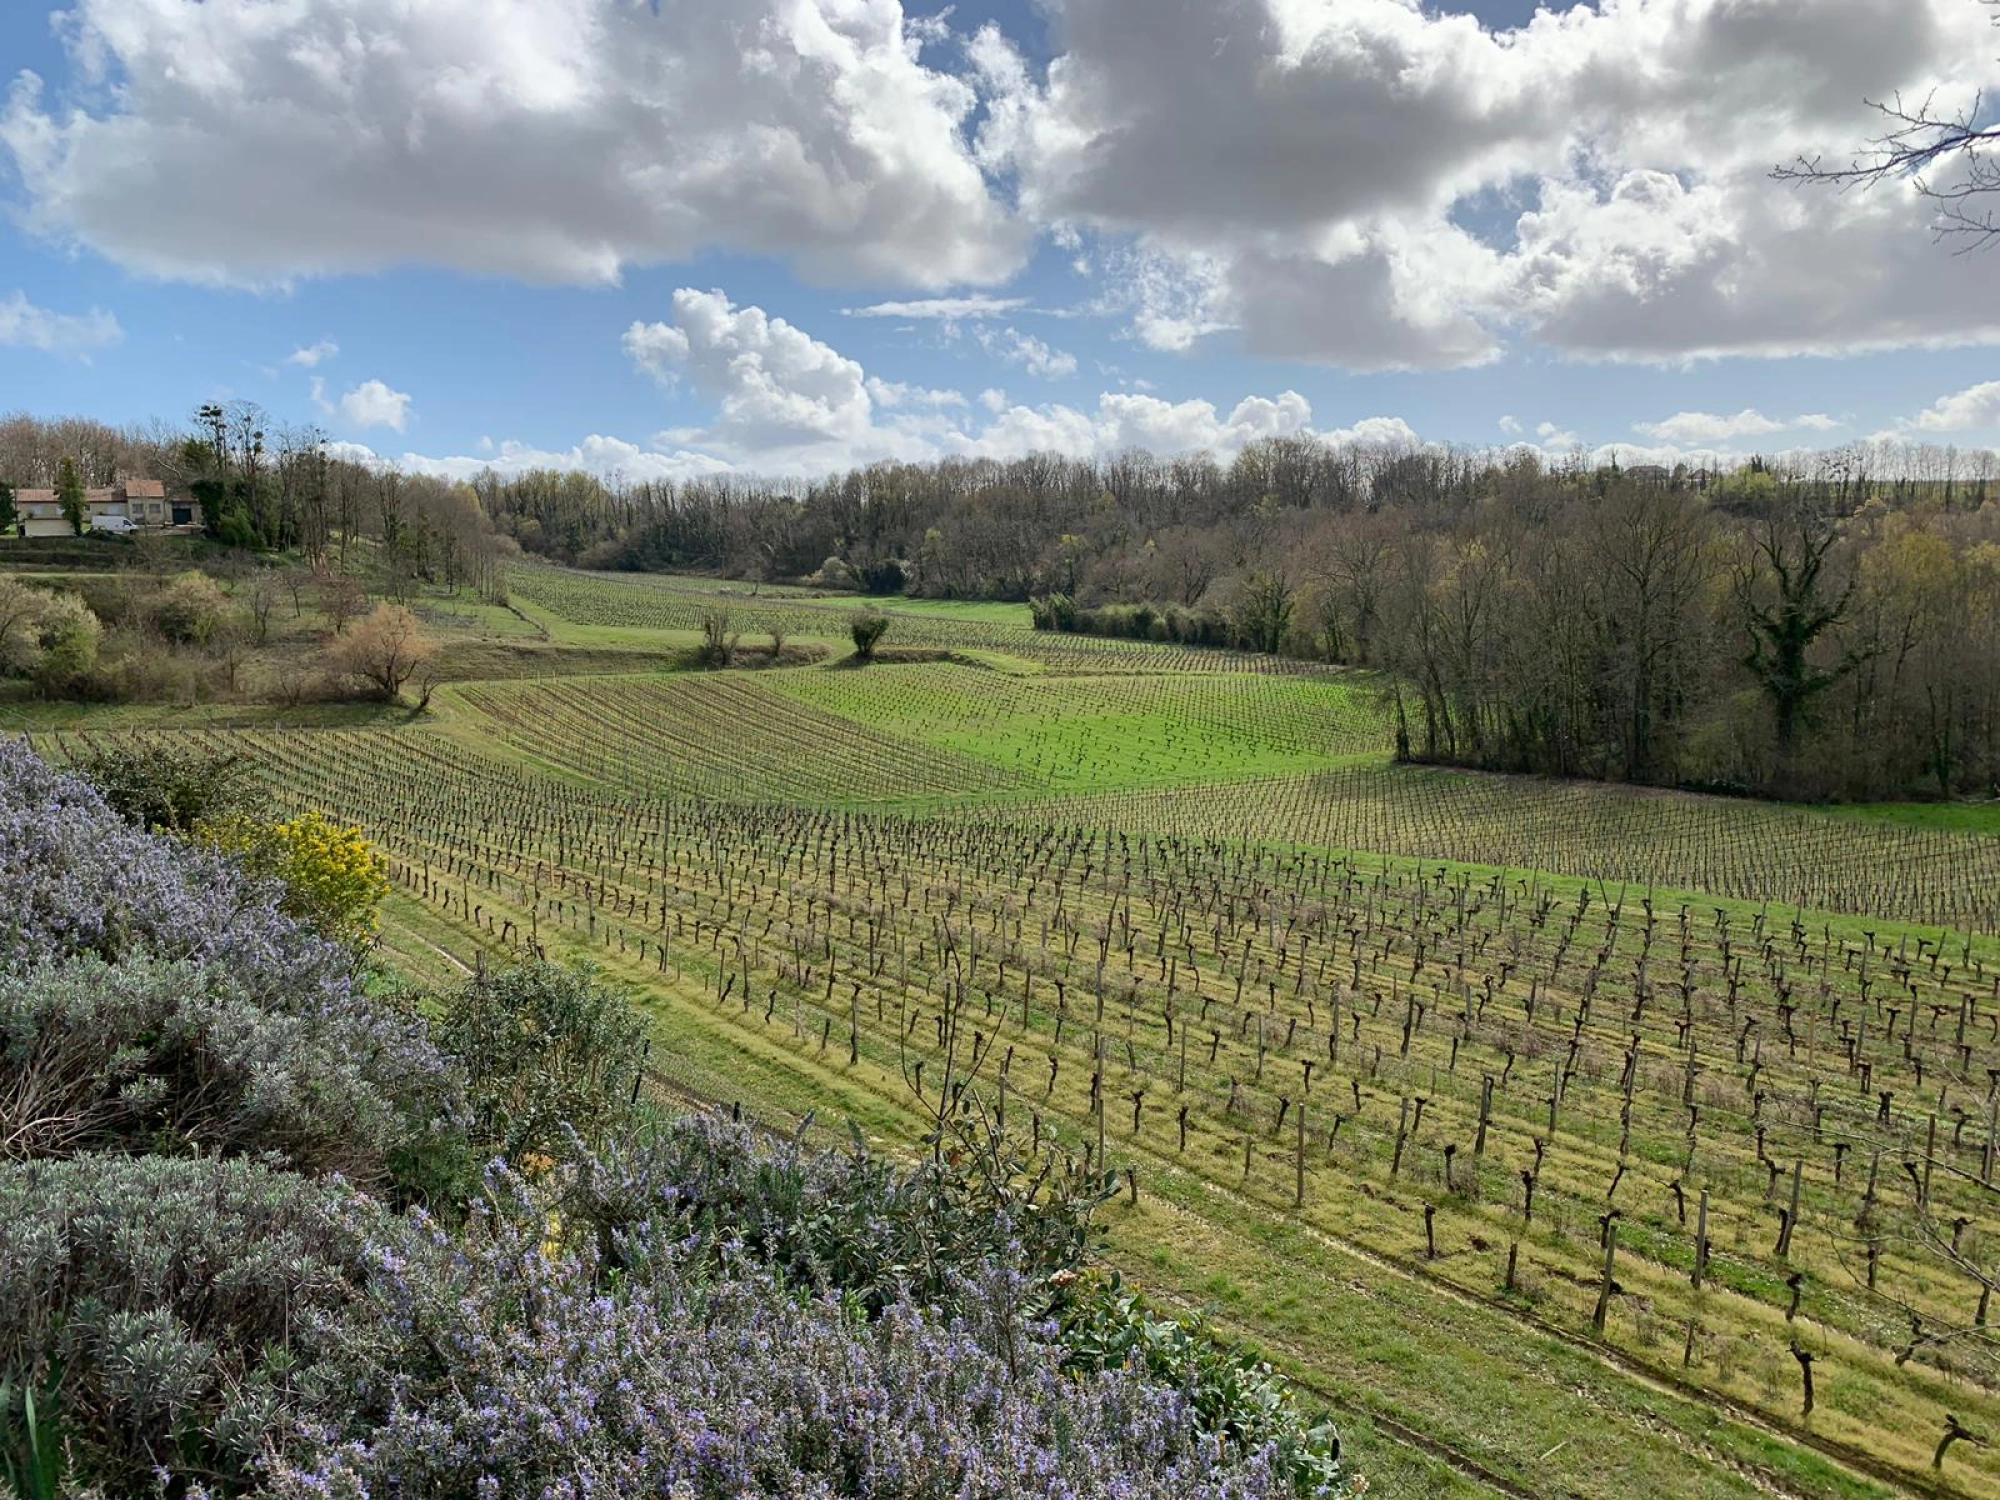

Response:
(200, 810), (390, 946)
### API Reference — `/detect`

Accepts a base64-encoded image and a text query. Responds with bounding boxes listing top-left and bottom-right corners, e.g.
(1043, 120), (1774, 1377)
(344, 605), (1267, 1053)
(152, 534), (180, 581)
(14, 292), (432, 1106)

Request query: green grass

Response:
(866, 595), (1033, 626)
(35, 557), (2000, 1500)
(1823, 800), (2000, 835)
(771, 662), (1392, 797)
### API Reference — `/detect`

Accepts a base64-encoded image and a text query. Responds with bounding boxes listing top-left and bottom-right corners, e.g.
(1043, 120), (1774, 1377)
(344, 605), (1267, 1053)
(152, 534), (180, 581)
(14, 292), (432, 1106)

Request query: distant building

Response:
(1624, 464), (1672, 486)
(13, 480), (201, 538)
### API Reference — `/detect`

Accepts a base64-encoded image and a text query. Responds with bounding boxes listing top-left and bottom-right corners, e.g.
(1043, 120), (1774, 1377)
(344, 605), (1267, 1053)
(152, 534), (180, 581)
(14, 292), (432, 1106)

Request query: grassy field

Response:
(20, 557), (2000, 1500)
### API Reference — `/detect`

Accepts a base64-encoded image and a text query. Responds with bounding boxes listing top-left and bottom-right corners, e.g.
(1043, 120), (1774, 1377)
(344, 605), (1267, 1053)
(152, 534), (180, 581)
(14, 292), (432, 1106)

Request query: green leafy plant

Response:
(1055, 1271), (1343, 1497)
(849, 609), (890, 659)
(0, 1378), (67, 1500)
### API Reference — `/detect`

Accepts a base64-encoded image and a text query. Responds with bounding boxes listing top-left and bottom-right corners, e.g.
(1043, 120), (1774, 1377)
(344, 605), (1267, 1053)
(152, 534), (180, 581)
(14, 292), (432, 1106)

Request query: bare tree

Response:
(246, 569), (281, 645)
(1775, 4), (2000, 250)
(327, 602), (439, 700)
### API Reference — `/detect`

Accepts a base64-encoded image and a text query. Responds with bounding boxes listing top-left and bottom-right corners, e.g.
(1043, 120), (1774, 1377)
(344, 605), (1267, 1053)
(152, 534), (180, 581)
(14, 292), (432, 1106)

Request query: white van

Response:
(90, 515), (138, 535)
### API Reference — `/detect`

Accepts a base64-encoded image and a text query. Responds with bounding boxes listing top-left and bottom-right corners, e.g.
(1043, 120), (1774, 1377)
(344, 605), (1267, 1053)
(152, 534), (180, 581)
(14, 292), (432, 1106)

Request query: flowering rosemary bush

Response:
(0, 955), (437, 1176)
(556, 1109), (1114, 1317)
(267, 1161), (1316, 1500)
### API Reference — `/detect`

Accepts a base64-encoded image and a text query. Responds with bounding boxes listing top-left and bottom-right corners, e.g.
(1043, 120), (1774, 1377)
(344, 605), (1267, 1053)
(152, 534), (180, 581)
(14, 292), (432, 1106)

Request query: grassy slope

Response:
(27, 555), (2000, 1498)
(400, 898), (1916, 1500)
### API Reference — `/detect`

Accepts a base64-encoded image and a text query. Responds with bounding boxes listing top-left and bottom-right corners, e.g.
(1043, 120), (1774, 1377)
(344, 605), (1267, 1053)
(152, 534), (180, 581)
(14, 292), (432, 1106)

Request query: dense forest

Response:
(4, 406), (1997, 802)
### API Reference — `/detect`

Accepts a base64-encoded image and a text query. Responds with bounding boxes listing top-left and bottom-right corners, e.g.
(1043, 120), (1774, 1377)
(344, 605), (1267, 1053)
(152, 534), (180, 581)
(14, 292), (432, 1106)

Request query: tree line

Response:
(0, 405), (506, 598)
(6, 404), (1998, 801)
(464, 437), (1998, 803)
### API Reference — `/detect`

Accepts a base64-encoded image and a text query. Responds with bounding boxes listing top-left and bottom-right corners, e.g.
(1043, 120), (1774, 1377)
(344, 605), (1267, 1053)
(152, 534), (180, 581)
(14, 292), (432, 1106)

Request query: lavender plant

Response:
(0, 1155), (372, 1497)
(0, 740), (453, 1185)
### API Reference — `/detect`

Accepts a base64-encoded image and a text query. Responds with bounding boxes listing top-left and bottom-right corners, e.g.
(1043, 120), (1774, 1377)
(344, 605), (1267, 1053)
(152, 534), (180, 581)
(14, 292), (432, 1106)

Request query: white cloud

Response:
(973, 0), (2000, 367)
(1634, 408), (1837, 445)
(0, 289), (121, 354)
(1909, 380), (2000, 434)
(976, 326), (1078, 379)
(556, 288), (1412, 477)
(2, 0), (1023, 291)
(866, 378), (967, 410)
(844, 295), (1026, 319)
(625, 289), (894, 468)
(284, 339), (339, 368)
(333, 434), (733, 486)
(335, 379), (414, 433)
(1497, 415), (1522, 436)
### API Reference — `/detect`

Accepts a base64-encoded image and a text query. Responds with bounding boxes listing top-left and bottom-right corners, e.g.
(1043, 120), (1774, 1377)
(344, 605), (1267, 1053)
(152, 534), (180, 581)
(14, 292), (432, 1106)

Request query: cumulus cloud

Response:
(284, 339), (339, 368)
(2, 0), (1023, 291)
(1635, 408), (1838, 445)
(974, 0), (2000, 367)
(372, 390), (1397, 485)
(625, 289), (896, 468)
(509, 288), (1411, 478)
(376, 434), (732, 486)
(321, 378), (413, 433)
(1908, 380), (2000, 433)
(0, 289), (121, 354)
(977, 326), (1078, 380)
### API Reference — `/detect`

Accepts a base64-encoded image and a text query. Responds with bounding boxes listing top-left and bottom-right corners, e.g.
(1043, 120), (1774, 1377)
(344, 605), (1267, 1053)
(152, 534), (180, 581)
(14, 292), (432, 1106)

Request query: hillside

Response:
(14, 557), (1999, 1499)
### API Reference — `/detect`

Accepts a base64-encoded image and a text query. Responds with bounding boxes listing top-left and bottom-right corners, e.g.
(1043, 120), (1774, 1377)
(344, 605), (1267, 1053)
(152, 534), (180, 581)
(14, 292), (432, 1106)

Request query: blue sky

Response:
(4, 1), (2000, 481)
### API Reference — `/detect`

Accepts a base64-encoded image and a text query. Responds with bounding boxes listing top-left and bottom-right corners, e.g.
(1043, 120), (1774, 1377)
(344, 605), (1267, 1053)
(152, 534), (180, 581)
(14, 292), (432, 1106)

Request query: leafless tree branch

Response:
(1775, 5), (2000, 252)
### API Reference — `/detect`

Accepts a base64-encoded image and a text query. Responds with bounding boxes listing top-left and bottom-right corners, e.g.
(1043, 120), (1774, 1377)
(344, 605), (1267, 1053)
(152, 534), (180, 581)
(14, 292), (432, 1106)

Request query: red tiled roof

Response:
(16, 489), (54, 504)
(123, 480), (166, 498)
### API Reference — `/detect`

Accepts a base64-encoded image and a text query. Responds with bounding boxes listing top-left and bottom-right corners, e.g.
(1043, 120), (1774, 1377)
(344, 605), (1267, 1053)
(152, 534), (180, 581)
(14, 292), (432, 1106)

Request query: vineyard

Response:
(507, 561), (1312, 675)
(981, 767), (2000, 933)
(25, 580), (2000, 1500)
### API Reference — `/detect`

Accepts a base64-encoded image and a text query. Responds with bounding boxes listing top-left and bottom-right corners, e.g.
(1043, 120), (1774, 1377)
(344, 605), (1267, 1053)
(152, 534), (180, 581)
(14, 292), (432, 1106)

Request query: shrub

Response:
(73, 740), (253, 833)
(850, 609), (890, 659)
(1028, 592), (1078, 632)
(436, 961), (648, 1165)
(0, 954), (438, 1178)
(696, 605), (738, 666)
(555, 1110), (1114, 1317)
(1056, 1271), (1344, 1495)
(857, 556), (908, 595)
(0, 742), (449, 1135)
(153, 569), (228, 644)
(267, 1158), (1315, 1500)
(0, 1155), (371, 1498)
(27, 592), (100, 696)
(198, 810), (391, 948)
(325, 602), (437, 699)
